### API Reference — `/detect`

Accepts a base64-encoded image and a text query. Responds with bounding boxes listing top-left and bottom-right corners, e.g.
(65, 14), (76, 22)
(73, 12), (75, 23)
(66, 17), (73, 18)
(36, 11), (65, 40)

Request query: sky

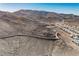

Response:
(0, 3), (79, 15)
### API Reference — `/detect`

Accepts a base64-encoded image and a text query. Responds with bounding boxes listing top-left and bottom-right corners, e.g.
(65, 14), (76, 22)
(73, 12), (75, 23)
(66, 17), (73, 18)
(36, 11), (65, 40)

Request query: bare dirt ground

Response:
(0, 36), (55, 56)
(0, 35), (79, 56)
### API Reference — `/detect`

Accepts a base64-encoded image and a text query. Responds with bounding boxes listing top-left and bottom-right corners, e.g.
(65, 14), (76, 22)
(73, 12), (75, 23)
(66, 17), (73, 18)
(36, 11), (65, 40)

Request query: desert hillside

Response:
(0, 10), (79, 56)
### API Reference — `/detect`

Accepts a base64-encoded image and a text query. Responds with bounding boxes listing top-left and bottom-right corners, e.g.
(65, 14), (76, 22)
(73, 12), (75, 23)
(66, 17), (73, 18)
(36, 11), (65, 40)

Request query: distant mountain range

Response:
(14, 9), (79, 22)
(0, 9), (79, 23)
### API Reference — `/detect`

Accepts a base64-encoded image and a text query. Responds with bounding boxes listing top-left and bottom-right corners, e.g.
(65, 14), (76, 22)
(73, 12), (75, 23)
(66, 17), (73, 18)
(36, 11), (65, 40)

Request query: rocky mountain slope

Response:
(0, 10), (79, 56)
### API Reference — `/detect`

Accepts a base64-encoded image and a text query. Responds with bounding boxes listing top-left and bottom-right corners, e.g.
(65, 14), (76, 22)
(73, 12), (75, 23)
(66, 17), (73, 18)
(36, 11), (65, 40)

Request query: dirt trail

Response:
(50, 26), (79, 56)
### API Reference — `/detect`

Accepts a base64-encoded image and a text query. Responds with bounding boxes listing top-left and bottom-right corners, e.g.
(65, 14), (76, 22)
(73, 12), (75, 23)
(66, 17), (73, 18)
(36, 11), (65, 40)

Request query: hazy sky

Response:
(0, 3), (79, 15)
